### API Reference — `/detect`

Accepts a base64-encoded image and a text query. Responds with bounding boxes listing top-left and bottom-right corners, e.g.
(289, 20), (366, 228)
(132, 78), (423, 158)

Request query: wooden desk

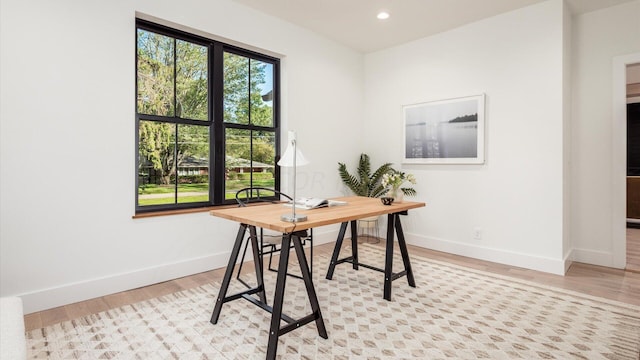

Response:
(209, 196), (425, 359)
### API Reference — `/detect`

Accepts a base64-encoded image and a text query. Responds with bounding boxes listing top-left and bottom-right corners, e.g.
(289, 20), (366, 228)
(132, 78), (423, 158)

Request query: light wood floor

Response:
(24, 240), (640, 332)
(627, 227), (640, 272)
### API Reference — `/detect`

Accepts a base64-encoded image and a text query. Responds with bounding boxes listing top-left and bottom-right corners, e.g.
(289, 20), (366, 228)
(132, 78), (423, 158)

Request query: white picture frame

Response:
(403, 94), (485, 164)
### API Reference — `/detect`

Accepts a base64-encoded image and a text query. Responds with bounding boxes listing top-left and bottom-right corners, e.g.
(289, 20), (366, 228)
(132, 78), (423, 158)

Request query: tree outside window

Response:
(135, 21), (279, 211)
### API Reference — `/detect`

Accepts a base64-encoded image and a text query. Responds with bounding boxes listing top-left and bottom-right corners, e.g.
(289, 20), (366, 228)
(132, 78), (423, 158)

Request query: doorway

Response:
(626, 63), (640, 272)
(613, 53), (640, 270)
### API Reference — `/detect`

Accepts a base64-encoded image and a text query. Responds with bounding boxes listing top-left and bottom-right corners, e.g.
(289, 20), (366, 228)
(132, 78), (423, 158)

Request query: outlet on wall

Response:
(473, 227), (482, 240)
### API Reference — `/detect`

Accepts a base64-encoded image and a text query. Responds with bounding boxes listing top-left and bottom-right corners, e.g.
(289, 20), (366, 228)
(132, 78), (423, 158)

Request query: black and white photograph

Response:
(403, 94), (485, 164)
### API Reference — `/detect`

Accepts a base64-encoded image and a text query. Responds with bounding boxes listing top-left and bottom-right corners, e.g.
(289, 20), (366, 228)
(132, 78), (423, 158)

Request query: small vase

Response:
(390, 187), (404, 203)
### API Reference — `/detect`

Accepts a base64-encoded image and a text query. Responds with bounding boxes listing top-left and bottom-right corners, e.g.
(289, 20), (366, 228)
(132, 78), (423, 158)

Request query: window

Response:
(136, 20), (279, 212)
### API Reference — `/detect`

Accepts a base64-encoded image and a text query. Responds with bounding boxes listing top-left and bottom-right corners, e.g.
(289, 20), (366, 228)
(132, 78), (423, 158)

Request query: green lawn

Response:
(139, 194), (210, 206)
(138, 180), (275, 206)
(138, 183), (209, 195)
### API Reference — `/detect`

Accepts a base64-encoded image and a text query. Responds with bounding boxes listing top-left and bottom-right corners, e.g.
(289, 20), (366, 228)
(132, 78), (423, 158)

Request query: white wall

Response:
(0, 0), (363, 313)
(562, 0), (572, 270)
(571, 0), (640, 267)
(363, 0), (568, 274)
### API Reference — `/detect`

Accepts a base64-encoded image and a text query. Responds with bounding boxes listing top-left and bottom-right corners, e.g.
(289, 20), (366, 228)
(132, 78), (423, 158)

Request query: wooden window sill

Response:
(132, 201), (281, 219)
(132, 205), (237, 219)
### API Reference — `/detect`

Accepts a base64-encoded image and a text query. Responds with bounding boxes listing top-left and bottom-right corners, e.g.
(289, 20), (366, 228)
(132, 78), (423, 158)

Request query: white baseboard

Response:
(405, 233), (568, 275)
(563, 251), (573, 274)
(19, 251), (231, 314)
(19, 228), (342, 314)
(570, 247), (618, 268)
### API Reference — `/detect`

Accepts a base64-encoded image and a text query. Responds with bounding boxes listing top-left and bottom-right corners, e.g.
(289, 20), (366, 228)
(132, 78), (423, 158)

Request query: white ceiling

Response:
(234, 0), (635, 53)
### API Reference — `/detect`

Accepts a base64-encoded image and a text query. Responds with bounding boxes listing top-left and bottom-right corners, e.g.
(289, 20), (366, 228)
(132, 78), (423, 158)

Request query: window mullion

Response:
(212, 43), (225, 204)
(274, 62), (281, 192)
(208, 44), (215, 205)
(248, 59), (252, 189)
(174, 123), (179, 204)
(173, 38), (179, 204)
(173, 38), (178, 118)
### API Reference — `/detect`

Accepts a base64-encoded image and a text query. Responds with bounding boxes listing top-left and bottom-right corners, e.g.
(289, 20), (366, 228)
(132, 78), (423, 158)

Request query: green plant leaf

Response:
(338, 162), (365, 195)
(401, 187), (417, 196)
(338, 154), (395, 198)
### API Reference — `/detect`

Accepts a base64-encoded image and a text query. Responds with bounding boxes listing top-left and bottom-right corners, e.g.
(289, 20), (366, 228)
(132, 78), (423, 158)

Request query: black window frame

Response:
(135, 19), (280, 213)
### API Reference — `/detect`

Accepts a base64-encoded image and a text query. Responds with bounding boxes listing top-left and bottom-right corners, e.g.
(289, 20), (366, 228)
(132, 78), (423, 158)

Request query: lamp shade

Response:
(277, 130), (308, 222)
(277, 131), (309, 167)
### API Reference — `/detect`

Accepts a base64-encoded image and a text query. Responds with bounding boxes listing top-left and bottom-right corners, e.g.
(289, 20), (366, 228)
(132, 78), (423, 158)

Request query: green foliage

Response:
(222, 55), (276, 171)
(253, 172), (273, 180)
(138, 121), (174, 184)
(338, 154), (393, 198)
(175, 175), (208, 184)
(225, 178), (275, 195)
(402, 187), (417, 196)
(137, 29), (211, 187)
(223, 53), (273, 127)
(235, 172), (273, 181)
(137, 30), (175, 117)
(225, 129), (275, 167)
(137, 28), (277, 203)
(138, 121), (210, 185)
(137, 31), (208, 120)
(176, 40), (208, 120)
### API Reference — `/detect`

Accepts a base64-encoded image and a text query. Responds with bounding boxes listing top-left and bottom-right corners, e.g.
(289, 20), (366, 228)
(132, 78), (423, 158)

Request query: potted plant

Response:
(338, 154), (399, 244)
(338, 154), (393, 198)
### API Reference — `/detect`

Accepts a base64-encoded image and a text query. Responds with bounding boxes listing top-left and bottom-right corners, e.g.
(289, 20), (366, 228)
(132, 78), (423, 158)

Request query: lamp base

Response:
(281, 214), (308, 223)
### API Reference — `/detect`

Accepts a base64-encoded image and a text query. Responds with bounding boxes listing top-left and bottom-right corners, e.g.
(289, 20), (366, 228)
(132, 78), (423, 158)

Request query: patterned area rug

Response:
(27, 244), (640, 359)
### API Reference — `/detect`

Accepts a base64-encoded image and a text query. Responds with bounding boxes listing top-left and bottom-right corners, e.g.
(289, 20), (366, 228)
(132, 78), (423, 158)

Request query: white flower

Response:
(382, 170), (415, 190)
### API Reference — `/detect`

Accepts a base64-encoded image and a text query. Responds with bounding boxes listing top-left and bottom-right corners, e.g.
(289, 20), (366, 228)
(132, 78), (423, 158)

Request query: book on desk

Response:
(284, 197), (348, 210)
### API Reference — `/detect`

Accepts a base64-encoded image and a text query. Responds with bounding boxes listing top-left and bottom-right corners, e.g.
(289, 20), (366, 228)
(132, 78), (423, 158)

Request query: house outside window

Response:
(135, 20), (279, 212)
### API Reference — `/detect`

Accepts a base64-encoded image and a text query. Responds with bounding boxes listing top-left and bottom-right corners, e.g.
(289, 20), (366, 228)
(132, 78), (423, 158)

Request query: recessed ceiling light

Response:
(377, 11), (390, 20)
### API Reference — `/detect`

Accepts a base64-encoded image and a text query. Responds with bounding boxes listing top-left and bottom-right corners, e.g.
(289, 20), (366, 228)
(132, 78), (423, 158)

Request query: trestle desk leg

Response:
(292, 236), (328, 339)
(394, 215), (416, 288)
(325, 222), (348, 280)
(248, 226), (267, 303)
(266, 233), (292, 359)
(211, 224), (247, 324)
(350, 220), (359, 270)
(383, 214), (395, 301)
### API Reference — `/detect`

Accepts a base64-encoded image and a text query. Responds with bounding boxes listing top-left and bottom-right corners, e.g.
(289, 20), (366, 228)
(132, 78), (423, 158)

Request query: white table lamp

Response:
(278, 130), (309, 222)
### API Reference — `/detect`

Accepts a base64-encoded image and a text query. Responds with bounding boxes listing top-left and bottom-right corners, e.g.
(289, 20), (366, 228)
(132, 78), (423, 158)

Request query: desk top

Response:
(209, 196), (425, 233)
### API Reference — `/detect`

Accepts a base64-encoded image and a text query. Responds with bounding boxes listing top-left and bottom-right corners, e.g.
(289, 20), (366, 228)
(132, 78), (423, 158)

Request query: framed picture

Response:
(403, 94), (485, 164)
